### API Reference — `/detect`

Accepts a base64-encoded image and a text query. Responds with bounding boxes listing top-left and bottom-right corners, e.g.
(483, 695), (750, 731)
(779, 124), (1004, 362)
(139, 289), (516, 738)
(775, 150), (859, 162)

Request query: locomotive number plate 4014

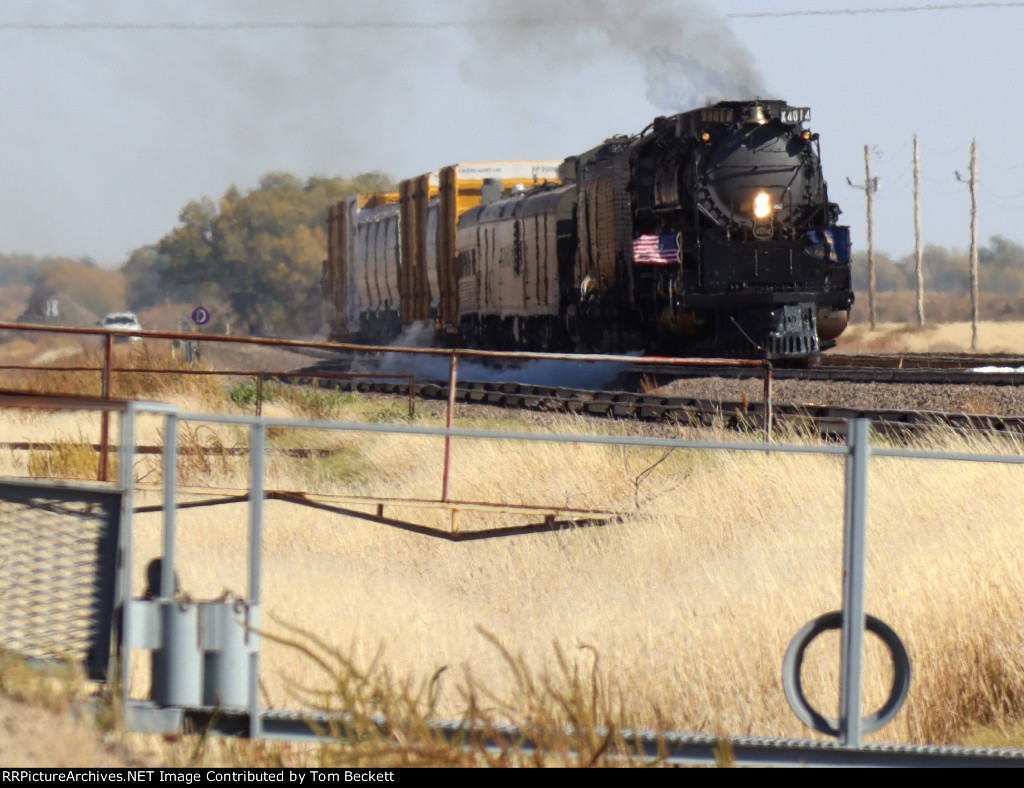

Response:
(780, 107), (811, 124)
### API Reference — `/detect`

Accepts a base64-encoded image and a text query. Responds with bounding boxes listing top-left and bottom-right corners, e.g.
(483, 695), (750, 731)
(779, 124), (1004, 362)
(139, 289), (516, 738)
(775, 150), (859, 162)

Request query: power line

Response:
(729, 3), (1024, 18)
(0, 21), (478, 31)
(0, 5), (1021, 32)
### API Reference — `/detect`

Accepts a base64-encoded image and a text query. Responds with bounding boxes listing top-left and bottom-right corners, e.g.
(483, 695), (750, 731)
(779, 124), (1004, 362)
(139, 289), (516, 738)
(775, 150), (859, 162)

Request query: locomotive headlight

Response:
(753, 192), (772, 219)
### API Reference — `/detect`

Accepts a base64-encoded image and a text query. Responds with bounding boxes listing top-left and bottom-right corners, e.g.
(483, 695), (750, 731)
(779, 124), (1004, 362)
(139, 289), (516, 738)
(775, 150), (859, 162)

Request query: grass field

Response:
(838, 320), (1024, 354)
(3, 330), (1024, 765)
(118, 417), (1024, 751)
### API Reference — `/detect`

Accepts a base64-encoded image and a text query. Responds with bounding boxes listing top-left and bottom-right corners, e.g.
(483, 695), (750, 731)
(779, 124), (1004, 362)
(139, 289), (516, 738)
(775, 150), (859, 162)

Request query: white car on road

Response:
(101, 311), (142, 342)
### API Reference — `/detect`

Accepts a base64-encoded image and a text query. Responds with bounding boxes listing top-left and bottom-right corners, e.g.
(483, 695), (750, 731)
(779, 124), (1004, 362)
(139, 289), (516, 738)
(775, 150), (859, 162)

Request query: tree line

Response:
(7, 174), (1024, 335)
(852, 236), (1024, 297)
(8, 171), (393, 334)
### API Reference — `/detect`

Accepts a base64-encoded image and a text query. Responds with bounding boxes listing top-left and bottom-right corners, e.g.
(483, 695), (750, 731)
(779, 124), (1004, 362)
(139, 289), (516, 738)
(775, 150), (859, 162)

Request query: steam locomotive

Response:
(323, 99), (854, 360)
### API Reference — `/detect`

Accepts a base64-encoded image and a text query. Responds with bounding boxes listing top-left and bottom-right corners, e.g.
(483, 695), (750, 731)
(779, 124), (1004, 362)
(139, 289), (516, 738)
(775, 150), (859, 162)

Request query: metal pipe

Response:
(763, 364), (774, 442)
(118, 403), (138, 711)
(840, 419), (870, 747)
(248, 422), (266, 740)
(256, 375), (264, 417)
(0, 320), (770, 372)
(161, 413), (179, 600)
(248, 422), (266, 605)
(442, 354), (458, 503)
(99, 333), (114, 481)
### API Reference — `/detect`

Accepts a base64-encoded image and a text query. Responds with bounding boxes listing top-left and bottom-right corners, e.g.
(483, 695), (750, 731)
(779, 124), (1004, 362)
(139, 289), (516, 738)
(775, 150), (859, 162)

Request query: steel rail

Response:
(124, 704), (1024, 767)
(658, 362), (1024, 386)
(311, 373), (1024, 440)
(822, 351), (1024, 369)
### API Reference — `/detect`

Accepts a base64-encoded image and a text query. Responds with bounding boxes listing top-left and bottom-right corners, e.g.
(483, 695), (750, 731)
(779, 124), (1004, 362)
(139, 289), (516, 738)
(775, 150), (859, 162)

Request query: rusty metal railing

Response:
(0, 321), (775, 490)
(0, 364), (416, 420)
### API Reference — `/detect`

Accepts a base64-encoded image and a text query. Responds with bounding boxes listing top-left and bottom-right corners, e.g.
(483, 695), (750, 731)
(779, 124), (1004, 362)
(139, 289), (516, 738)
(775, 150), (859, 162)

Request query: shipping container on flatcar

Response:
(323, 161), (561, 344)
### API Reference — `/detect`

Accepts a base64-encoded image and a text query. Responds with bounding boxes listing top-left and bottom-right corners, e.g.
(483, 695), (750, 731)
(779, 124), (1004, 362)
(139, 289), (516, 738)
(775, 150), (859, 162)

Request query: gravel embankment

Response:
(658, 377), (1024, 417)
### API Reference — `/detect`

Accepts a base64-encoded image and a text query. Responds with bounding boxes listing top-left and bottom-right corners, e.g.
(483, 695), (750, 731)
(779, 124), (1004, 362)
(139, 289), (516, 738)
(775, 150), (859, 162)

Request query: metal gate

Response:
(0, 479), (121, 679)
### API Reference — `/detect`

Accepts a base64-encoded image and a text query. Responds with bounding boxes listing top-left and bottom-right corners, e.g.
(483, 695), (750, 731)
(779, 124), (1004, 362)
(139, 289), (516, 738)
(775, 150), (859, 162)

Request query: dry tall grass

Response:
(0, 342), (226, 402)
(3, 337), (1024, 758)
(115, 407), (1024, 749)
(837, 320), (1024, 354)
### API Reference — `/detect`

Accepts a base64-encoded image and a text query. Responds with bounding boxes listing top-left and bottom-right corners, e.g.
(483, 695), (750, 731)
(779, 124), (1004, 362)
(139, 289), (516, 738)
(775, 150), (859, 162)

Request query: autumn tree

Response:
(134, 171), (393, 335)
(121, 245), (180, 311)
(21, 258), (126, 322)
(852, 251), (911, 292)
(978, 235), (1024, 296)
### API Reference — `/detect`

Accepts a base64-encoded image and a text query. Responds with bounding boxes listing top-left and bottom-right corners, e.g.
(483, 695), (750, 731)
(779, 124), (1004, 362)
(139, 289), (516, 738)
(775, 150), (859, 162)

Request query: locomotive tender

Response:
(323, 99), (854, 360)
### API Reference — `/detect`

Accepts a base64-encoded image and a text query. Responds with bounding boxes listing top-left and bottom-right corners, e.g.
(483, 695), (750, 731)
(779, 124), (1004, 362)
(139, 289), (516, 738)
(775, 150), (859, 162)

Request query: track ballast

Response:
(291, 352), (1024, 439)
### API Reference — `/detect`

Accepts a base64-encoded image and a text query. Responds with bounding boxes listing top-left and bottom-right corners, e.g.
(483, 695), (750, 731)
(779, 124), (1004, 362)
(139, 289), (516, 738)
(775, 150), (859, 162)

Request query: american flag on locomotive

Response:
(632, 233), (681, 265)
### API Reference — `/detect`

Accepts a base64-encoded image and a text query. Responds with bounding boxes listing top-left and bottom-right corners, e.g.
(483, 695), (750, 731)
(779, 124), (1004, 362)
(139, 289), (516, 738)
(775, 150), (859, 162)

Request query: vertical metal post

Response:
(442, 354), (458, 503)
(763, 364), (774, 443)
(256, 376), (264, 417)
(118, 403), (138, 710)
(248, 422), (266, 739)
(840, 418), (870, 747)
(99, 333), (114, 481)
(161, 413), (178, 600)
(408, 376), (416, 419)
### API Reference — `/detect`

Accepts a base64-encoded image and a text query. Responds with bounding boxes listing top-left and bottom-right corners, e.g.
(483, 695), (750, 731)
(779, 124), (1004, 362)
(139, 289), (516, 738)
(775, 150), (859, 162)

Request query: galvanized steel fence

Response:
(1, 381), (1024, 764)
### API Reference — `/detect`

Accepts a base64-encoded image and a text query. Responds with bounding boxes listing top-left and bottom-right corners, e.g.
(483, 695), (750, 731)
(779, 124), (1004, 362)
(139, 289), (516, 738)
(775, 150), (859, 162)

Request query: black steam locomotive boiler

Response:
(557, 99), (854, 359)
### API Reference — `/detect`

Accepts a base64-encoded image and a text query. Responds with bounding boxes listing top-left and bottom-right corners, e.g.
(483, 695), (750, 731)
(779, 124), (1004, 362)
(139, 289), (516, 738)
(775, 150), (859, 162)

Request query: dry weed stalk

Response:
(246, 619), (663, 767)
(26, 432), (117, 481)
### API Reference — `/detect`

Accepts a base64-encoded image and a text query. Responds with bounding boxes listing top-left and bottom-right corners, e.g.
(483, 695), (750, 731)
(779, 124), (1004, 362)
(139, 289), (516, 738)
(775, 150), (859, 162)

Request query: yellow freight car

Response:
(323, 161), (560, 344)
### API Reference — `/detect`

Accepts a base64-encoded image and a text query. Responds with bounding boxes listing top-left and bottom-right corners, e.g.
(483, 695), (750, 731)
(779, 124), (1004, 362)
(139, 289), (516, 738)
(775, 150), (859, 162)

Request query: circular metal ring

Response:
(782, 611), (911, 737)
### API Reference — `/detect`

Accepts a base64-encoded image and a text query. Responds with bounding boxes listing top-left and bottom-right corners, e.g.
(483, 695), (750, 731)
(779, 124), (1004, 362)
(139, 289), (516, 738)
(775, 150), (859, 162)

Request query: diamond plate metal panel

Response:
(0, 481), (121, 679)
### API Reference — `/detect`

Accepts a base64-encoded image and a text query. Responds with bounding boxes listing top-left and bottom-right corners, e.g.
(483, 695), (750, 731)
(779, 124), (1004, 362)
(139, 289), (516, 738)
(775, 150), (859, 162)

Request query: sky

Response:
(2, 0), (1023, 267)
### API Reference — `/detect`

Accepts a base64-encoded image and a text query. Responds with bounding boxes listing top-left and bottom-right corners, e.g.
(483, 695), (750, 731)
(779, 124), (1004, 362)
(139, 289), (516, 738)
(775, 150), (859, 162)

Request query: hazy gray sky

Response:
(1, 1), (1021, 265)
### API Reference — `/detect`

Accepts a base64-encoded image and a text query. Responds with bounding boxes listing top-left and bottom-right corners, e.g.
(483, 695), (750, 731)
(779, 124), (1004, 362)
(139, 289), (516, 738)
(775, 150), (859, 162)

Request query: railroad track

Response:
(822, 352), (1024, 369)
(636, 353), (1024, 386)
(290, 363), (1024, 439)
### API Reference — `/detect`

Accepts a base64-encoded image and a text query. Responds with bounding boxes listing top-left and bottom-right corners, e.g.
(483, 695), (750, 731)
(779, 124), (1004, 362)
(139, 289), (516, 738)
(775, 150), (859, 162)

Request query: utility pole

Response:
(848, 146), (880, 329)
(969, 140), (980, 351)
(913, 135), (925, 327)
(957, 141), (980, 350)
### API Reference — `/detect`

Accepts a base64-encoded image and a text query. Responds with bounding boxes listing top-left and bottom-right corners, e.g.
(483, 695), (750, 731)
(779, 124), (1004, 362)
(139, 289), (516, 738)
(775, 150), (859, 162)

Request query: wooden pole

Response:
(913, 135), (925, 327)
(969, 139), (980, 351)
(864, 145), (877, 330)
